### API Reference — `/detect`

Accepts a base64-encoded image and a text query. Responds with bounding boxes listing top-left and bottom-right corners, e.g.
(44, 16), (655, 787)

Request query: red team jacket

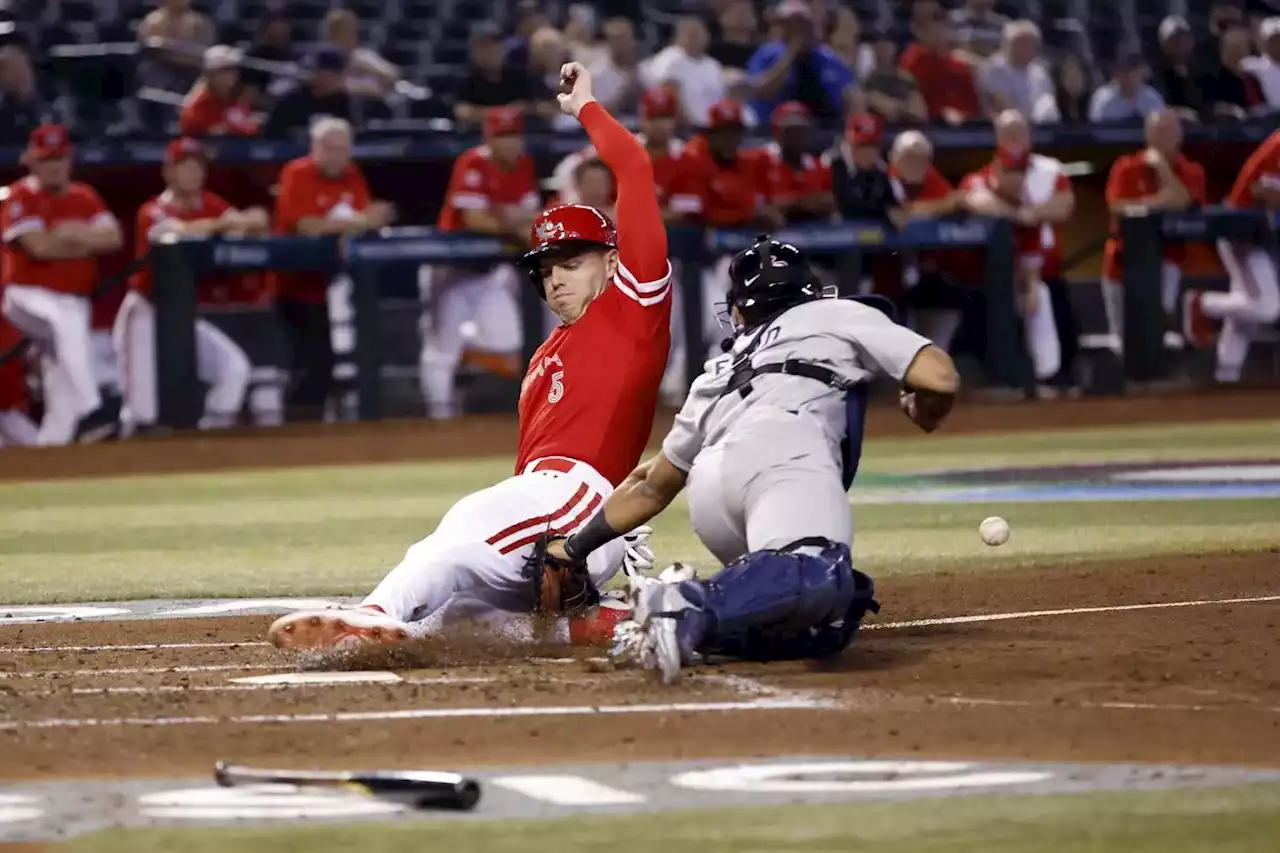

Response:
(130, 190), (233, 298)
(515, 102), (673, 487)
(1, 176), (114, 296)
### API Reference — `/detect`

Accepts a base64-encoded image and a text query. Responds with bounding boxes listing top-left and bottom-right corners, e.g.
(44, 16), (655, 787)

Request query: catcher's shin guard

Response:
(681, 538), (879, 661)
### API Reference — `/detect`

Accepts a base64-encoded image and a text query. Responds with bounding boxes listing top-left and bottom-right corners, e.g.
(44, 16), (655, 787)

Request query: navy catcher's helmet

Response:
(726, 235), (825, 329)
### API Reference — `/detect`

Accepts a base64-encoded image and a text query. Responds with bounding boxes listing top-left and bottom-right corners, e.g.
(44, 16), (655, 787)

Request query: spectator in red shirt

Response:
(760, 100), (835, 224)
(900, 7), (984, 124)
(180, 45), (260, 137)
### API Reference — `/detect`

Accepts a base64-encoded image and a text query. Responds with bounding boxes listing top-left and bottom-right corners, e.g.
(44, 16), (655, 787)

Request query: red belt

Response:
(532, 457), (575, 474)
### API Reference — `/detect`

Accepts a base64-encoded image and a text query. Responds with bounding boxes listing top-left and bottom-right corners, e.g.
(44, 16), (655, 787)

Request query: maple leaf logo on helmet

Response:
(535, 219), (566, 242)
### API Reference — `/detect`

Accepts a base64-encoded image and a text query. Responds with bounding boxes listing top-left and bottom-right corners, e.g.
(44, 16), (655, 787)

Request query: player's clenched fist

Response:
(557, 61), (597, 118)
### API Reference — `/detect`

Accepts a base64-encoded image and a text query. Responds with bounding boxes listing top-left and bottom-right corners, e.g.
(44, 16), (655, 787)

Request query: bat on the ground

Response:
(213, 760), (482, 811)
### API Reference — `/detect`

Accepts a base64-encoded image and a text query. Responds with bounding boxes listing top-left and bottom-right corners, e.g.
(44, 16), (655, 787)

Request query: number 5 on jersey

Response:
(548, 370), (565, 404)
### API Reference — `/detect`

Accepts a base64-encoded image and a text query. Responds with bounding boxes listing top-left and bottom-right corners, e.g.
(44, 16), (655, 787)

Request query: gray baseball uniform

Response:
(661, 297), (932, 564)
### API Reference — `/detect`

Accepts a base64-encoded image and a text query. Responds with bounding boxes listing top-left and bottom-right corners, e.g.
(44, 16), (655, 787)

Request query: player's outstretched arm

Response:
(901, 345), (960, 433)
(557, 61), (668, 278)
(558, 453), (688, 562)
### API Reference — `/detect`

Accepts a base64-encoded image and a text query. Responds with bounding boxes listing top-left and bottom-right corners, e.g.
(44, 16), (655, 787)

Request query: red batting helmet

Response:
(518, 204), (618, 299)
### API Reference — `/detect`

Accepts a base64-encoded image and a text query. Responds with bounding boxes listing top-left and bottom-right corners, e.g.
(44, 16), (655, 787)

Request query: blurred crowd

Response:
(2, 0), (1279, 450)
(2, 0), (1280, 143)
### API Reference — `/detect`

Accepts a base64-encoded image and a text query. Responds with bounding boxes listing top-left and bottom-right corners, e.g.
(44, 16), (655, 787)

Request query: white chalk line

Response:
(863, 594), (1280, 631)
(0, 663), (280, 679)
(0, 696), (837, 731)
(0, 640), (273, 653)
(1, 593), (1275, 656)
(938, 695), (1280, 714)
(4, 675), (499, 698)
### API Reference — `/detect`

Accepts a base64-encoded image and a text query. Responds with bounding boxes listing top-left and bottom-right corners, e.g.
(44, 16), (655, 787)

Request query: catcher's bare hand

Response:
(557, 61), (597, 118)
(900, 388), (952, 433)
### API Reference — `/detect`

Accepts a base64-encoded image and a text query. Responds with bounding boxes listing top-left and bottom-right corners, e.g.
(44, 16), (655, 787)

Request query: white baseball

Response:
(979, 516), (1010, 546)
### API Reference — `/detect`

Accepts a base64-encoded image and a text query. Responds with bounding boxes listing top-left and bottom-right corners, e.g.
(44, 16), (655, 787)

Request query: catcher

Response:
(540, 236), (960, 681)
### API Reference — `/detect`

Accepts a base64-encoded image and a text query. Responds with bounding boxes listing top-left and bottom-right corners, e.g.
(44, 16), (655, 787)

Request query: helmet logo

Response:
(771, 258), (788, 267)
(535, 219), (565, 242)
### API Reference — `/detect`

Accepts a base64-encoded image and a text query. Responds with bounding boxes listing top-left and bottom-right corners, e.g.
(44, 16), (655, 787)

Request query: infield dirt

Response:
(1, 389), (1277, 787)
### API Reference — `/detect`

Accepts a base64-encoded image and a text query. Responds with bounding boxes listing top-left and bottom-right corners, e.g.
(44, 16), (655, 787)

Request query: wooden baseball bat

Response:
(213, 761), (481, 811)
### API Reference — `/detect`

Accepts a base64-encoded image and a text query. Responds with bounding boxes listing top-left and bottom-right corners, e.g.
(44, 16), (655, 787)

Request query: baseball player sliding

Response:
(269, 62), (673, 649)
(541, 237), (960, 682)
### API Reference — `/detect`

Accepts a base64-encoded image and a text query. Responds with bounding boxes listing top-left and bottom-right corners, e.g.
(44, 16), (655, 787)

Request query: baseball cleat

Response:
(611, 581), (691, 685)
(268, 606), (411, 651)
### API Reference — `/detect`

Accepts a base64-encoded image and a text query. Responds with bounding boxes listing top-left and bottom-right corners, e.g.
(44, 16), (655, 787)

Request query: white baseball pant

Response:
(113, 290), (251, 430)
(1019, 260), (1061, 382)
(418, 264), (524, 420)
(1, 285), (102, 445)
(1204, 240), (1280, 382)
(362, 456), (626, 633)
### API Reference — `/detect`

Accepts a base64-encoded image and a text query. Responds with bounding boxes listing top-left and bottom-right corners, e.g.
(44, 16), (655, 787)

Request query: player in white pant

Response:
(420, 106), (539, 419)
(961, 111), (1074, 389)
(0, 125), (123, 445)
(116, 138), (266, 433)
(269, 64), (674, 653)
(1184, 129), (1280, 381)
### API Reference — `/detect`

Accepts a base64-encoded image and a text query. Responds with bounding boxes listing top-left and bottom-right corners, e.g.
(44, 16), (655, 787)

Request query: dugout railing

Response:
(146, 210), (1274, 429)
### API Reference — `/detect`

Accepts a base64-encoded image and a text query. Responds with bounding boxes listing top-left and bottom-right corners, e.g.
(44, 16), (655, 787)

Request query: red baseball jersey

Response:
(130, 190), (233, 298)
(438, 146), (540, 232)
(759, 143), (833, 209)
(1226, 129), (1280, 208)
(515, 103), (673, 487)
(1102, 152), (1206, 281)
(270, 156), (372, 303)
(179, 88), (260, 137)
(1, 176), (115, 296)
(668, 138), (767, 227)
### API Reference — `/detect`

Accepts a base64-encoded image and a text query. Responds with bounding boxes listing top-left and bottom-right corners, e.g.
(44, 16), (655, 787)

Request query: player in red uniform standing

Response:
(0, 125), (124, 445)
(420, 105), (540, 420)
(669, 99), (780, 368)
(759, 101), (835, 225)
(115, 137), (268, 436)
(960, 110), (1074, 391)
(1184, 128), (1280, 382)
(269, 61), (671, 651)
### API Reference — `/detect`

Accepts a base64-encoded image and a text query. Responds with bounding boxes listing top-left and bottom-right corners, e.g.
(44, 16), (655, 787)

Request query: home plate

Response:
(230, 672), (403, 686)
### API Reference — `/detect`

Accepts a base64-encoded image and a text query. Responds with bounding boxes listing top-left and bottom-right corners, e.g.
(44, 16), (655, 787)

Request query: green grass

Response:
(2, 420), (1279, 604)
(66, 783), (1280, 853)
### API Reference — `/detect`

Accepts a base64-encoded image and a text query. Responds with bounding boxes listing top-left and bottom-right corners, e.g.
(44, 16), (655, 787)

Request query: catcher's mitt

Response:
(522, 534), (601, 617)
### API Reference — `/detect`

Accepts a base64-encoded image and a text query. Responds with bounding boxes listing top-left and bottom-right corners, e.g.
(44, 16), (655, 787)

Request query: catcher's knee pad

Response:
(686, 537), (879, 661)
